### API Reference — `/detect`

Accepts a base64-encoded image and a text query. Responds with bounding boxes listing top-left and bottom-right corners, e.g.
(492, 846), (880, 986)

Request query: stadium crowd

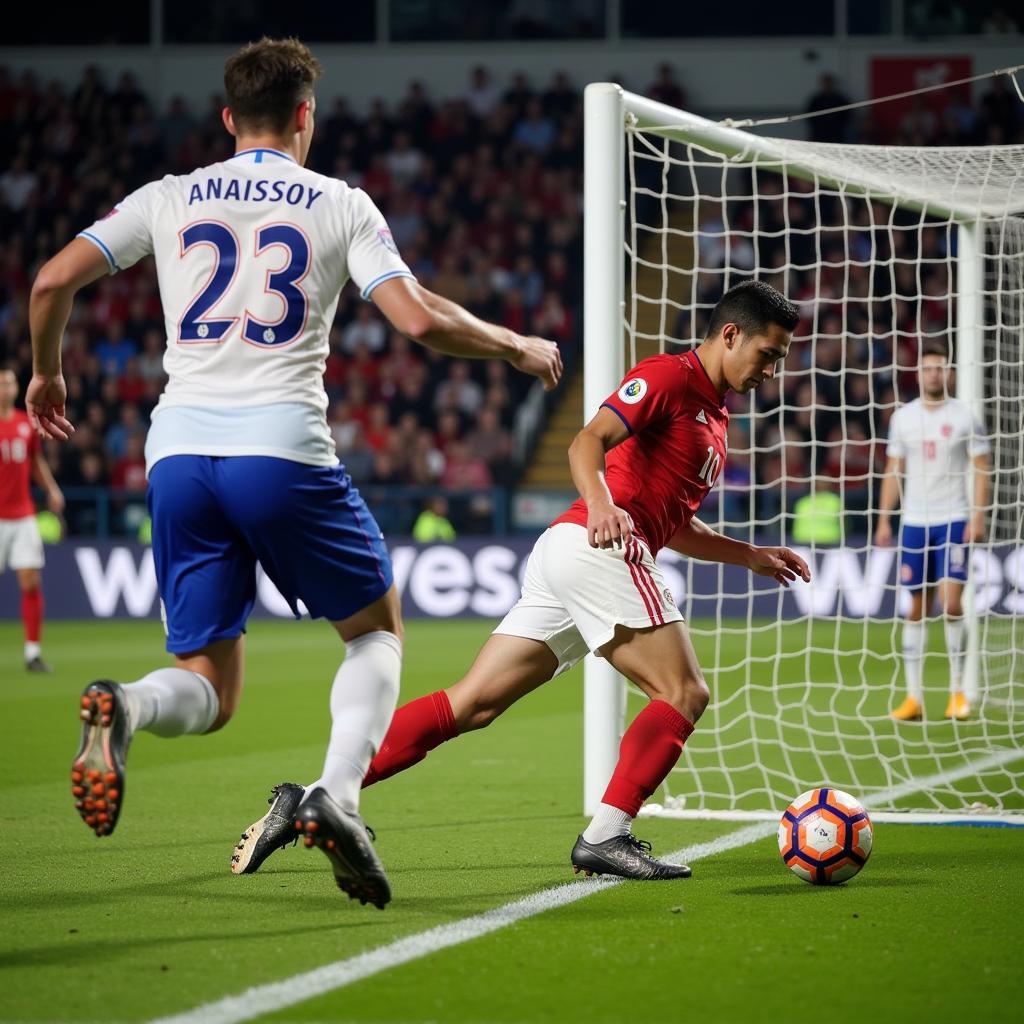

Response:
(0, 62), (1018, 537)
(0, 63), (586, 534)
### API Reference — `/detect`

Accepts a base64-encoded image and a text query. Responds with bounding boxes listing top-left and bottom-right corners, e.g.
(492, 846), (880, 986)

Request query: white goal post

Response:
(582, 83), (1024, 818)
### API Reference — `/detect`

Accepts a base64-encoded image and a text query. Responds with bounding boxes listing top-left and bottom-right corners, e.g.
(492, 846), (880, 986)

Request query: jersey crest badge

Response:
(695, 408), (708, 424)
(941, 424), (952, 437)
(377, 228), (398, 255)
(618, 377), (647, 404)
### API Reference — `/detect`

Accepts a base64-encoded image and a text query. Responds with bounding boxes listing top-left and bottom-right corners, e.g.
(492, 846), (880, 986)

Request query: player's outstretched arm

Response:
(28, 238), (109, 441)
(370, 277), (562, 390)
(874, 456), (904, 547)
(568, 407), (634, 549)
(667, 517), (811, 588)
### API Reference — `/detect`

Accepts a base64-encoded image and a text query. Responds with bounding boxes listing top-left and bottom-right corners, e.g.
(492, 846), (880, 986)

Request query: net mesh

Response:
(619, 114), (1024, 813)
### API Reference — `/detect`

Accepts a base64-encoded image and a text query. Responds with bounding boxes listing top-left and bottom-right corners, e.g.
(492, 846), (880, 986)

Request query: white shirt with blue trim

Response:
(77, 148), (415, 471)
(886, 397), (989, 527)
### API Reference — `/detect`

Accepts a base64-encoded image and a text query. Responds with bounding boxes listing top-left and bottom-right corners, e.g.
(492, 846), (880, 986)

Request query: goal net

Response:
(582, 83), (1024, 818)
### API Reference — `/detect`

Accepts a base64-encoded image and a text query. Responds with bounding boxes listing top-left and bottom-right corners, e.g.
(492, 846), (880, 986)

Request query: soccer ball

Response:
(777, 788), (873, 885)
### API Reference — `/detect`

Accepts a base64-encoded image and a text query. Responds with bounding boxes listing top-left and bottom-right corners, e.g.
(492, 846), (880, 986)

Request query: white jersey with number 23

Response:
(77, 147), (414, 471)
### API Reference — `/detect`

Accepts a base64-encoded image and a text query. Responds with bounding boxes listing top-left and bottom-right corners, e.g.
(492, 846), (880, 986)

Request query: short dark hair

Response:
(705, 280), (799, 339)
(224, 37), (323, 134)
(921, 340), (950, 361)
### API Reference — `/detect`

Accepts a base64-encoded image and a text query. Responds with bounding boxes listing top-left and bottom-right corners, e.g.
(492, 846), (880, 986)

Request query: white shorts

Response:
(0, 515), (44, 573)
(493, 522), (683, 674)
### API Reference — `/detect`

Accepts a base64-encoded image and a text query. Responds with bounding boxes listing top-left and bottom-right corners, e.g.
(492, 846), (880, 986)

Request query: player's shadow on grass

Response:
(0, 920), (375, 969)
(730, 877), (933, 896)
(0, 870), (387, 913)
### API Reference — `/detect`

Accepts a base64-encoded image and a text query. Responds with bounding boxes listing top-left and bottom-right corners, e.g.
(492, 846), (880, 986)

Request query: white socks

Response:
(305, 630), (402, 814)
(944, 617), (965, 693)
(582, 803), (633, 845)
(25, 641), (41, 661)
(122, 668), (219, 737)
(902, 620), (926, 702)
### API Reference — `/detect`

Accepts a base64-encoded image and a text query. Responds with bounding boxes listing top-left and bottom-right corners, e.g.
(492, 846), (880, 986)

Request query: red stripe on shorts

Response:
(626, 540), (662, 626)
(635, 546), (666, 625)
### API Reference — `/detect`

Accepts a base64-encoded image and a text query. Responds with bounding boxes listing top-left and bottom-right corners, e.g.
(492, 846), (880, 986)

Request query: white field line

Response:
(641, 747), (1024, 825)
(146, 822), (773, 1024)
(147, 747), (1024, 1024)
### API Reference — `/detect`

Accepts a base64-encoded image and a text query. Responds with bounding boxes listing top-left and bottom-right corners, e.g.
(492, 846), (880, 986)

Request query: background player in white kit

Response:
(875, 343), (990, 722)
(26, 37), (561, 908)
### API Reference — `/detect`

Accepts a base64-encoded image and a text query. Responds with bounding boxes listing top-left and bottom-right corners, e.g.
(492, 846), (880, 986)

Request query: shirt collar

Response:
(229, 148), (297, 164)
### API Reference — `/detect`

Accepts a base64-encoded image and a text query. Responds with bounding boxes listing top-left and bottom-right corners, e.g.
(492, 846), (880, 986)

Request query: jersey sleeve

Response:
(885, 410), (905, 458)
(967, 414), (990, 457)
(600, 360), (681, 435)
(344, 188), (415, 300)
(77, 180), (162, 273)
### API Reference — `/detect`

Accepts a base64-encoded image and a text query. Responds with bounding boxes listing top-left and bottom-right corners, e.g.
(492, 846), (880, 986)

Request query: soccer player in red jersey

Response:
(233, 281), (810, 880)
(0, 368), (65, 672)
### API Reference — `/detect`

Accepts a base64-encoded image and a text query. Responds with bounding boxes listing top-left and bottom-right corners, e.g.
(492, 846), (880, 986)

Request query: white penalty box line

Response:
(147, 748), (1024, 1024)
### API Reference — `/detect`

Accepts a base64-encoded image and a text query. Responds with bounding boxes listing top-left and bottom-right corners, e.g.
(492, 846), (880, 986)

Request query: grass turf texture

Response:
(1, 618), (1022, 1024)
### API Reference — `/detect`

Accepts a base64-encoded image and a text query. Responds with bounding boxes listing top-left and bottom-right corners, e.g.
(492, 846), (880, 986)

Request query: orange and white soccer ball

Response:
(778, 788), (873, 885)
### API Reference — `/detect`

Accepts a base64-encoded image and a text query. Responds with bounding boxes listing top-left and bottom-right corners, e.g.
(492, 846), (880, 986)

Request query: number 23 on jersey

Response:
(177, 220), (311, 348)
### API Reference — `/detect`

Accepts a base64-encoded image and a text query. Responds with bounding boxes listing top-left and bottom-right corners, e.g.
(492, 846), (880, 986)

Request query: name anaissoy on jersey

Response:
(187, 176), (324, 210)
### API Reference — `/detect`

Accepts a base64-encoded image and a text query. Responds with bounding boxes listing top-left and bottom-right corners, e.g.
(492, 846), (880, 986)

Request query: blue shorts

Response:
(148, 456), (392, 654)
(899, 521), (968, 590)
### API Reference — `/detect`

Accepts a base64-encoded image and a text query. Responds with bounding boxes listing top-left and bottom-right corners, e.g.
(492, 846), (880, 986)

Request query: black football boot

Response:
(571, 833), (692, 880)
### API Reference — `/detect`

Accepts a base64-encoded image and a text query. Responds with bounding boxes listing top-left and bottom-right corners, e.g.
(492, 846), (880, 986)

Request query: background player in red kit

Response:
(232, 281), (810, 880)
(0, 368), (65, 672)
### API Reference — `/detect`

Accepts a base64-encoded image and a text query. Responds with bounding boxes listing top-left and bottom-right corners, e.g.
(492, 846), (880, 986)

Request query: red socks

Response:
(362, 690), (458, 788)
(21, 588), (43, 644)
(602, 700), (694, 816)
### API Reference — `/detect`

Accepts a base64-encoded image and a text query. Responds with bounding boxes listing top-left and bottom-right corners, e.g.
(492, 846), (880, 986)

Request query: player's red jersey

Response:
(552, 349), (729, 555)
(0, 410), (40, 520)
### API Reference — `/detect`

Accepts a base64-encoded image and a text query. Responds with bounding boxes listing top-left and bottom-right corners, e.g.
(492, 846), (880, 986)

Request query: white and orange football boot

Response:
(890, 696), (923, 721)
(944, 692), (971, 721)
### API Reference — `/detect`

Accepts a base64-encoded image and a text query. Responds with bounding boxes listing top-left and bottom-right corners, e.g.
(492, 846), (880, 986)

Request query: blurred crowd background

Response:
(0, 51), (1020, 537)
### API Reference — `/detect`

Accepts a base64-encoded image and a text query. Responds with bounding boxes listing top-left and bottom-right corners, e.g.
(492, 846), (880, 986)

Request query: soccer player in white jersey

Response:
(26, 37), (561, 909)
(875, 343), (990, 722)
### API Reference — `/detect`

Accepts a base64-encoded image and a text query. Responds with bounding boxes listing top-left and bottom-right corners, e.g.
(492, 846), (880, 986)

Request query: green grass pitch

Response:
(2, 618), (1022, 1024)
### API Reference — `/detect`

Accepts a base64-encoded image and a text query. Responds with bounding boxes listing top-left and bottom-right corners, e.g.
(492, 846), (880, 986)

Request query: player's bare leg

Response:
(892, 588), (932, 721)
(72, 637), (233, 836)
(16, 567), (49, 672)
(234, 632), (556, 876)
(290, 584), (403, 909)
(571, 620), (707, 881)
(938, 578), (970, 719)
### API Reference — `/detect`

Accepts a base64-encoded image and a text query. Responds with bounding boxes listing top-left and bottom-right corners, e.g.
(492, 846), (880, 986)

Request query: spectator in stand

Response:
(646, 64), (686, 109)
(385, 130), (425, 188)
(532, 289), (573, 344)
(466, 406), (513, 483)
(340, 303), (387, 355)
(137, 327), (166, 382)
(513, 99), (556, 154)
(94, 320), (138, 377)
(364, 403), (393, 454)
(409, 428), (445, 485)
(0, 153), (38, 211)
(435, 409), (463, 457)
(412, 495), (456, 542)
(803, 73), (852, 143)
(465, 66), (502, 120)
(105, 403), (145, 461)
(434, 359), (484, 418)
(111, 433), (147, 495)
(441, 439), (492, 491)
(117, 357), (147, 404)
